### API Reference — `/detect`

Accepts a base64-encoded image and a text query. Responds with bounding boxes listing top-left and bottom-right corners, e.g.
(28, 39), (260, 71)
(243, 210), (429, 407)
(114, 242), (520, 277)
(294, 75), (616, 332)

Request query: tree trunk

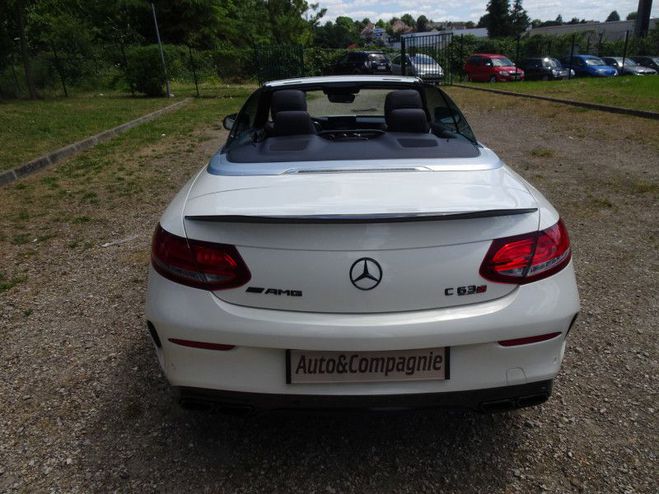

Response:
(16, 0), (38, 99)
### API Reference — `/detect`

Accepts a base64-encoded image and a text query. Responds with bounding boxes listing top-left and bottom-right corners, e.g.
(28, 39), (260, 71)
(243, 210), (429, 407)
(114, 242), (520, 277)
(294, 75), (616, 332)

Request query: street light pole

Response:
(151, 2), (171, 97)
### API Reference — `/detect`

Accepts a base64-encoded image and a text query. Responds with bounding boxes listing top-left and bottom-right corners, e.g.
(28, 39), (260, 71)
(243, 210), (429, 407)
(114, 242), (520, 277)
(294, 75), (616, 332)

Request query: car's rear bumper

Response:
(175, 380), (554, 412)
(145, 262), (579, 401)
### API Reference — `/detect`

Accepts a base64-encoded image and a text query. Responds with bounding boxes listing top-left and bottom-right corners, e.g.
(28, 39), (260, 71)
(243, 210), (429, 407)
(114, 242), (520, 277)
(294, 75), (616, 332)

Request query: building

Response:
(529, 18), (658, 41)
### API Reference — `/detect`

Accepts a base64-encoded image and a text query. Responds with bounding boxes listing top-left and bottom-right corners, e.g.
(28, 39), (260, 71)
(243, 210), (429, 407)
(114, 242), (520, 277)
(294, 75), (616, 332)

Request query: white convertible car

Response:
(146, 76), (579, 412)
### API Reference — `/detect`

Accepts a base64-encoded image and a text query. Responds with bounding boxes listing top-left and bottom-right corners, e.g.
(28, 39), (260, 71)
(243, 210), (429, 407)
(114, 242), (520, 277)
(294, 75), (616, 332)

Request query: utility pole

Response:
(634, 0), (653, 37)
(151, 2), (171, 97)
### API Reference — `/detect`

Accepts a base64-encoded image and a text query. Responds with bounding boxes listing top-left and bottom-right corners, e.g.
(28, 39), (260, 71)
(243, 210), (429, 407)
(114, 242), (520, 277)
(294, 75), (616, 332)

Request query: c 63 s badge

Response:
(246, 286), (303, 297)
(445, 285), (487, 296)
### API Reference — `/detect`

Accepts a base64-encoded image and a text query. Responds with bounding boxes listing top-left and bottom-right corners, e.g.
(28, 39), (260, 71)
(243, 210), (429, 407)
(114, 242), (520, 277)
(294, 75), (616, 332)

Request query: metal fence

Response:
(400, 33), (454, 85)
(254, 45), (304, 84)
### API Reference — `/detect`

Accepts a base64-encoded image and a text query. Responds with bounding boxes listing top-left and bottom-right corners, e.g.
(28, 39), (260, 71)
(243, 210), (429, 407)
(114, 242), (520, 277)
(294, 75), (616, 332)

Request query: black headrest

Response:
(385, 90), (424, 117)
(273, 111), (317, 137)
(387, 108), (430, 133)
(271, 90), (307, 117)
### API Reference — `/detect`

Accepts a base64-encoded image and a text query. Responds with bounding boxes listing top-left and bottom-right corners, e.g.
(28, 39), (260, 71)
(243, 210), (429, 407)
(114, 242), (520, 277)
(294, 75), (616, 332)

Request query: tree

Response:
(510, 0), (530, 36)
(485, 0), (513, 37)
(626, 11), (637, 20)
(400, 13), (415, 28)
(465, 21), (475, 28)
(477, 14), (489, 28)
(9, 0), (38, 99)
(416, 15), (429, 32)
(555, 14), (563, 24)
(605, 10), (620, 22)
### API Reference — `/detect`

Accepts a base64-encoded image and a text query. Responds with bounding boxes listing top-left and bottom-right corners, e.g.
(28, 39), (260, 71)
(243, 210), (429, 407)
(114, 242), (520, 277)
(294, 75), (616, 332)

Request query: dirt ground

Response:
(0, 89), (657, 493)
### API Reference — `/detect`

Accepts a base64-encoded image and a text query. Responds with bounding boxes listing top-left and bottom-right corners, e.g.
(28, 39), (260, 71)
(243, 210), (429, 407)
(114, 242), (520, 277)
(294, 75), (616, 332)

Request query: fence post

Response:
(567, 34), (575, 80)
(547, 40), (552, 57)
(515, 35), (520, 66)
(598, 32), (604, 56)
(151, 2), (171, 97)
(401, 36), (407, 75)
(622, 30), (629, 74)
(10, 58), (21, 97)
(459, 34), (464, 82)
(50, 42), (68, 97)
(188, 45), (199, 97)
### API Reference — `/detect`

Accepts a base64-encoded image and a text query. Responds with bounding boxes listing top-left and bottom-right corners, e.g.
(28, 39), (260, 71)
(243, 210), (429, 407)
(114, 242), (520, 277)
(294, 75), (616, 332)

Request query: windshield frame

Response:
(223, 80), (479, 152)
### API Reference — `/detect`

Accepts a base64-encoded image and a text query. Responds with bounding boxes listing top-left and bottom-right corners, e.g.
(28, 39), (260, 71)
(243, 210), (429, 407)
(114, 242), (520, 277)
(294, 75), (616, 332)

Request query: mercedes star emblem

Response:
(350, 258), (383, 290)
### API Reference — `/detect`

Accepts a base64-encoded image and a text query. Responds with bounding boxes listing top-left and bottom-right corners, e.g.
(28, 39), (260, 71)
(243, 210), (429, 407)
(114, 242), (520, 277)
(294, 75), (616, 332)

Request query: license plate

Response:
(377, 66), (387, 70)
(286, 347), (449, 384)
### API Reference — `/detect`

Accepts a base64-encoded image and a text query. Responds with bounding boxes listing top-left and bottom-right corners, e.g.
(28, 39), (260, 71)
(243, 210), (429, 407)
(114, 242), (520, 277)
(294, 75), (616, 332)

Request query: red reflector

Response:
(168, 338), (236, 351)
(151, 224), (251, 290)
(498, 332), (562, 347)
(480, 219), (571, 284)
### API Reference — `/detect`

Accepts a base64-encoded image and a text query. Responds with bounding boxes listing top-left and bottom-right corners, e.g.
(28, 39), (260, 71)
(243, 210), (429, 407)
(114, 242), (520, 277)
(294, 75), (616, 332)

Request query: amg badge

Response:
(246, 286), (303, 297)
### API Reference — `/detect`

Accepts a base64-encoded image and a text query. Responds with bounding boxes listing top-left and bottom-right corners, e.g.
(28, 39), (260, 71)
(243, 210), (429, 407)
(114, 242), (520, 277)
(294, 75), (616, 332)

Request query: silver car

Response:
(602, 57), (657, 76)
(391, 54), (444, 83)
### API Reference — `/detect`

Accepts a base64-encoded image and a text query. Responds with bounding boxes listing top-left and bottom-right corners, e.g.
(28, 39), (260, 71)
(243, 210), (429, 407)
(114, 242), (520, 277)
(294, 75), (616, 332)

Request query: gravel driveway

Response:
(0, 89), (657, 493)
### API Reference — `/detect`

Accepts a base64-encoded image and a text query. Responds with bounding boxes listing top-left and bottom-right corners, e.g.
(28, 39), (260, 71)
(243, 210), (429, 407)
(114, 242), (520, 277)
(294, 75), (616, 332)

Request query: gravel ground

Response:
(0, 89), (657, 493)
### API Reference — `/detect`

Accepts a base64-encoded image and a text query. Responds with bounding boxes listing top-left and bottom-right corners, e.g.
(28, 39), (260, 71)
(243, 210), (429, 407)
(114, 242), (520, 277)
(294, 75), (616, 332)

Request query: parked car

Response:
(464, 53), (524, 82)
(560, 55), (617, 77)
(631, 56), (659, 71)
(519, 57), (569, 80)
(391, 53), (444, 83)
(146, 75), (580, 413)
(602, 56), (657, 75)
(332, 51), (391, 75)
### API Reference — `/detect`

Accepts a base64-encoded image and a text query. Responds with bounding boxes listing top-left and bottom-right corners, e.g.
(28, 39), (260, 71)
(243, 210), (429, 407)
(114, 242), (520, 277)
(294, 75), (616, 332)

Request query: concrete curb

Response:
(0, 97), (192, 187)
(452, 84), (659, 121)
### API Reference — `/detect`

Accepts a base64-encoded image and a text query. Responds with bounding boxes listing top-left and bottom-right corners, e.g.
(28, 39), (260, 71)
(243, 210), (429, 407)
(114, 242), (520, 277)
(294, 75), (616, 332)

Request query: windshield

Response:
(492, 57), (514, 67)
(584, 57), (606, 66)
(622, 59), (638, 66)
(546, 58), (561, 68)
(306, 89), (389, 117)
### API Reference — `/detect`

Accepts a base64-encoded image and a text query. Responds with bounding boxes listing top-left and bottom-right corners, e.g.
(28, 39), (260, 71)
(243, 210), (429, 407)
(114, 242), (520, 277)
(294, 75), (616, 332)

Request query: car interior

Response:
(225, 86), (480, 163)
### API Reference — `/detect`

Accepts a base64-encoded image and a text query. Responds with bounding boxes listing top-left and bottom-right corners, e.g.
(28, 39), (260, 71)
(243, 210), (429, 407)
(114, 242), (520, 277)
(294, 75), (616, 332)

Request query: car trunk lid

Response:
(183, 169), (539, 313)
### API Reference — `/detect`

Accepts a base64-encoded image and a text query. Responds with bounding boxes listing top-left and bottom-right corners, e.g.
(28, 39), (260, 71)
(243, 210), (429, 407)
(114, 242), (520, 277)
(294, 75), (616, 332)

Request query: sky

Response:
(317, 0), (659, 24)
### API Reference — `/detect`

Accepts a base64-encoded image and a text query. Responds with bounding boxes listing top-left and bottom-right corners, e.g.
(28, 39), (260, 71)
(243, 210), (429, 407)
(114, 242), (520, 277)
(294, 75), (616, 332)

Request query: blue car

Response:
(561, 55), (618, 77)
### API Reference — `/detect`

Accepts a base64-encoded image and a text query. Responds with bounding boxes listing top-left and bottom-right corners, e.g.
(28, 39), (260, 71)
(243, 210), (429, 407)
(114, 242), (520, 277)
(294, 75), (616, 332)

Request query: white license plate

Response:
(377, 66), (387, 70)
(286, 347), (449, 384)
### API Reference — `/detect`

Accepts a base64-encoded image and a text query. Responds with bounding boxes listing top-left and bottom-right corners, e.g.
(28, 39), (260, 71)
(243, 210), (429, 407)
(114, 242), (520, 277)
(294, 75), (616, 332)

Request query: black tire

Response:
(542, 75), (549, 81)
(489, 75), (496, 83)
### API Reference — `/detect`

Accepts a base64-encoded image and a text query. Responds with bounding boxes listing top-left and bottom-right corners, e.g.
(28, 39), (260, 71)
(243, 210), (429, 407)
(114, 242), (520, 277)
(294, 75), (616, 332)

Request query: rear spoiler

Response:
(185, 208), (537, 224)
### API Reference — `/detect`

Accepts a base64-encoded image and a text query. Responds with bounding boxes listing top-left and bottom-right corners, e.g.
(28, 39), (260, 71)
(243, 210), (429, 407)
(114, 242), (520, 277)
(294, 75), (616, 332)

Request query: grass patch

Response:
(0, 272), (26, 293)
(0, 79), (253, 173)
(460, 76), (659, 112)
(530, 147), (554, 158)
(0, 92), (176, 172)
(0, 85), (250, 264)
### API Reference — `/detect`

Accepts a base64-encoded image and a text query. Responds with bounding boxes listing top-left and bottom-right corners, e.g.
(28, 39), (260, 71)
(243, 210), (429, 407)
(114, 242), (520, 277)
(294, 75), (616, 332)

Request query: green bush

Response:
(125, 44), (186, 96)
(212, 46), (256, 82)
(304, 48), (345, 76)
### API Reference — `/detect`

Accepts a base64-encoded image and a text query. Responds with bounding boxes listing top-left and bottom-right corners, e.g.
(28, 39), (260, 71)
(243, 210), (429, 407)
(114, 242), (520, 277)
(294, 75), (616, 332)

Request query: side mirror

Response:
(223, 113), (237, 130)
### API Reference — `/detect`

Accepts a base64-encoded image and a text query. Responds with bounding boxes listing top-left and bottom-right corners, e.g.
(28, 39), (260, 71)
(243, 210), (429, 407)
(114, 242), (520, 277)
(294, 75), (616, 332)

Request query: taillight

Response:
(480, 219), (571, 284)
(151, 224), (251, 290)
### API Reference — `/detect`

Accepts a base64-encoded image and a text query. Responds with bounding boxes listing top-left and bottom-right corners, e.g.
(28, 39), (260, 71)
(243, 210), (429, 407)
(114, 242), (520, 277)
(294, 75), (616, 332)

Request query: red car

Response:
(464, 53), (525, 82)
